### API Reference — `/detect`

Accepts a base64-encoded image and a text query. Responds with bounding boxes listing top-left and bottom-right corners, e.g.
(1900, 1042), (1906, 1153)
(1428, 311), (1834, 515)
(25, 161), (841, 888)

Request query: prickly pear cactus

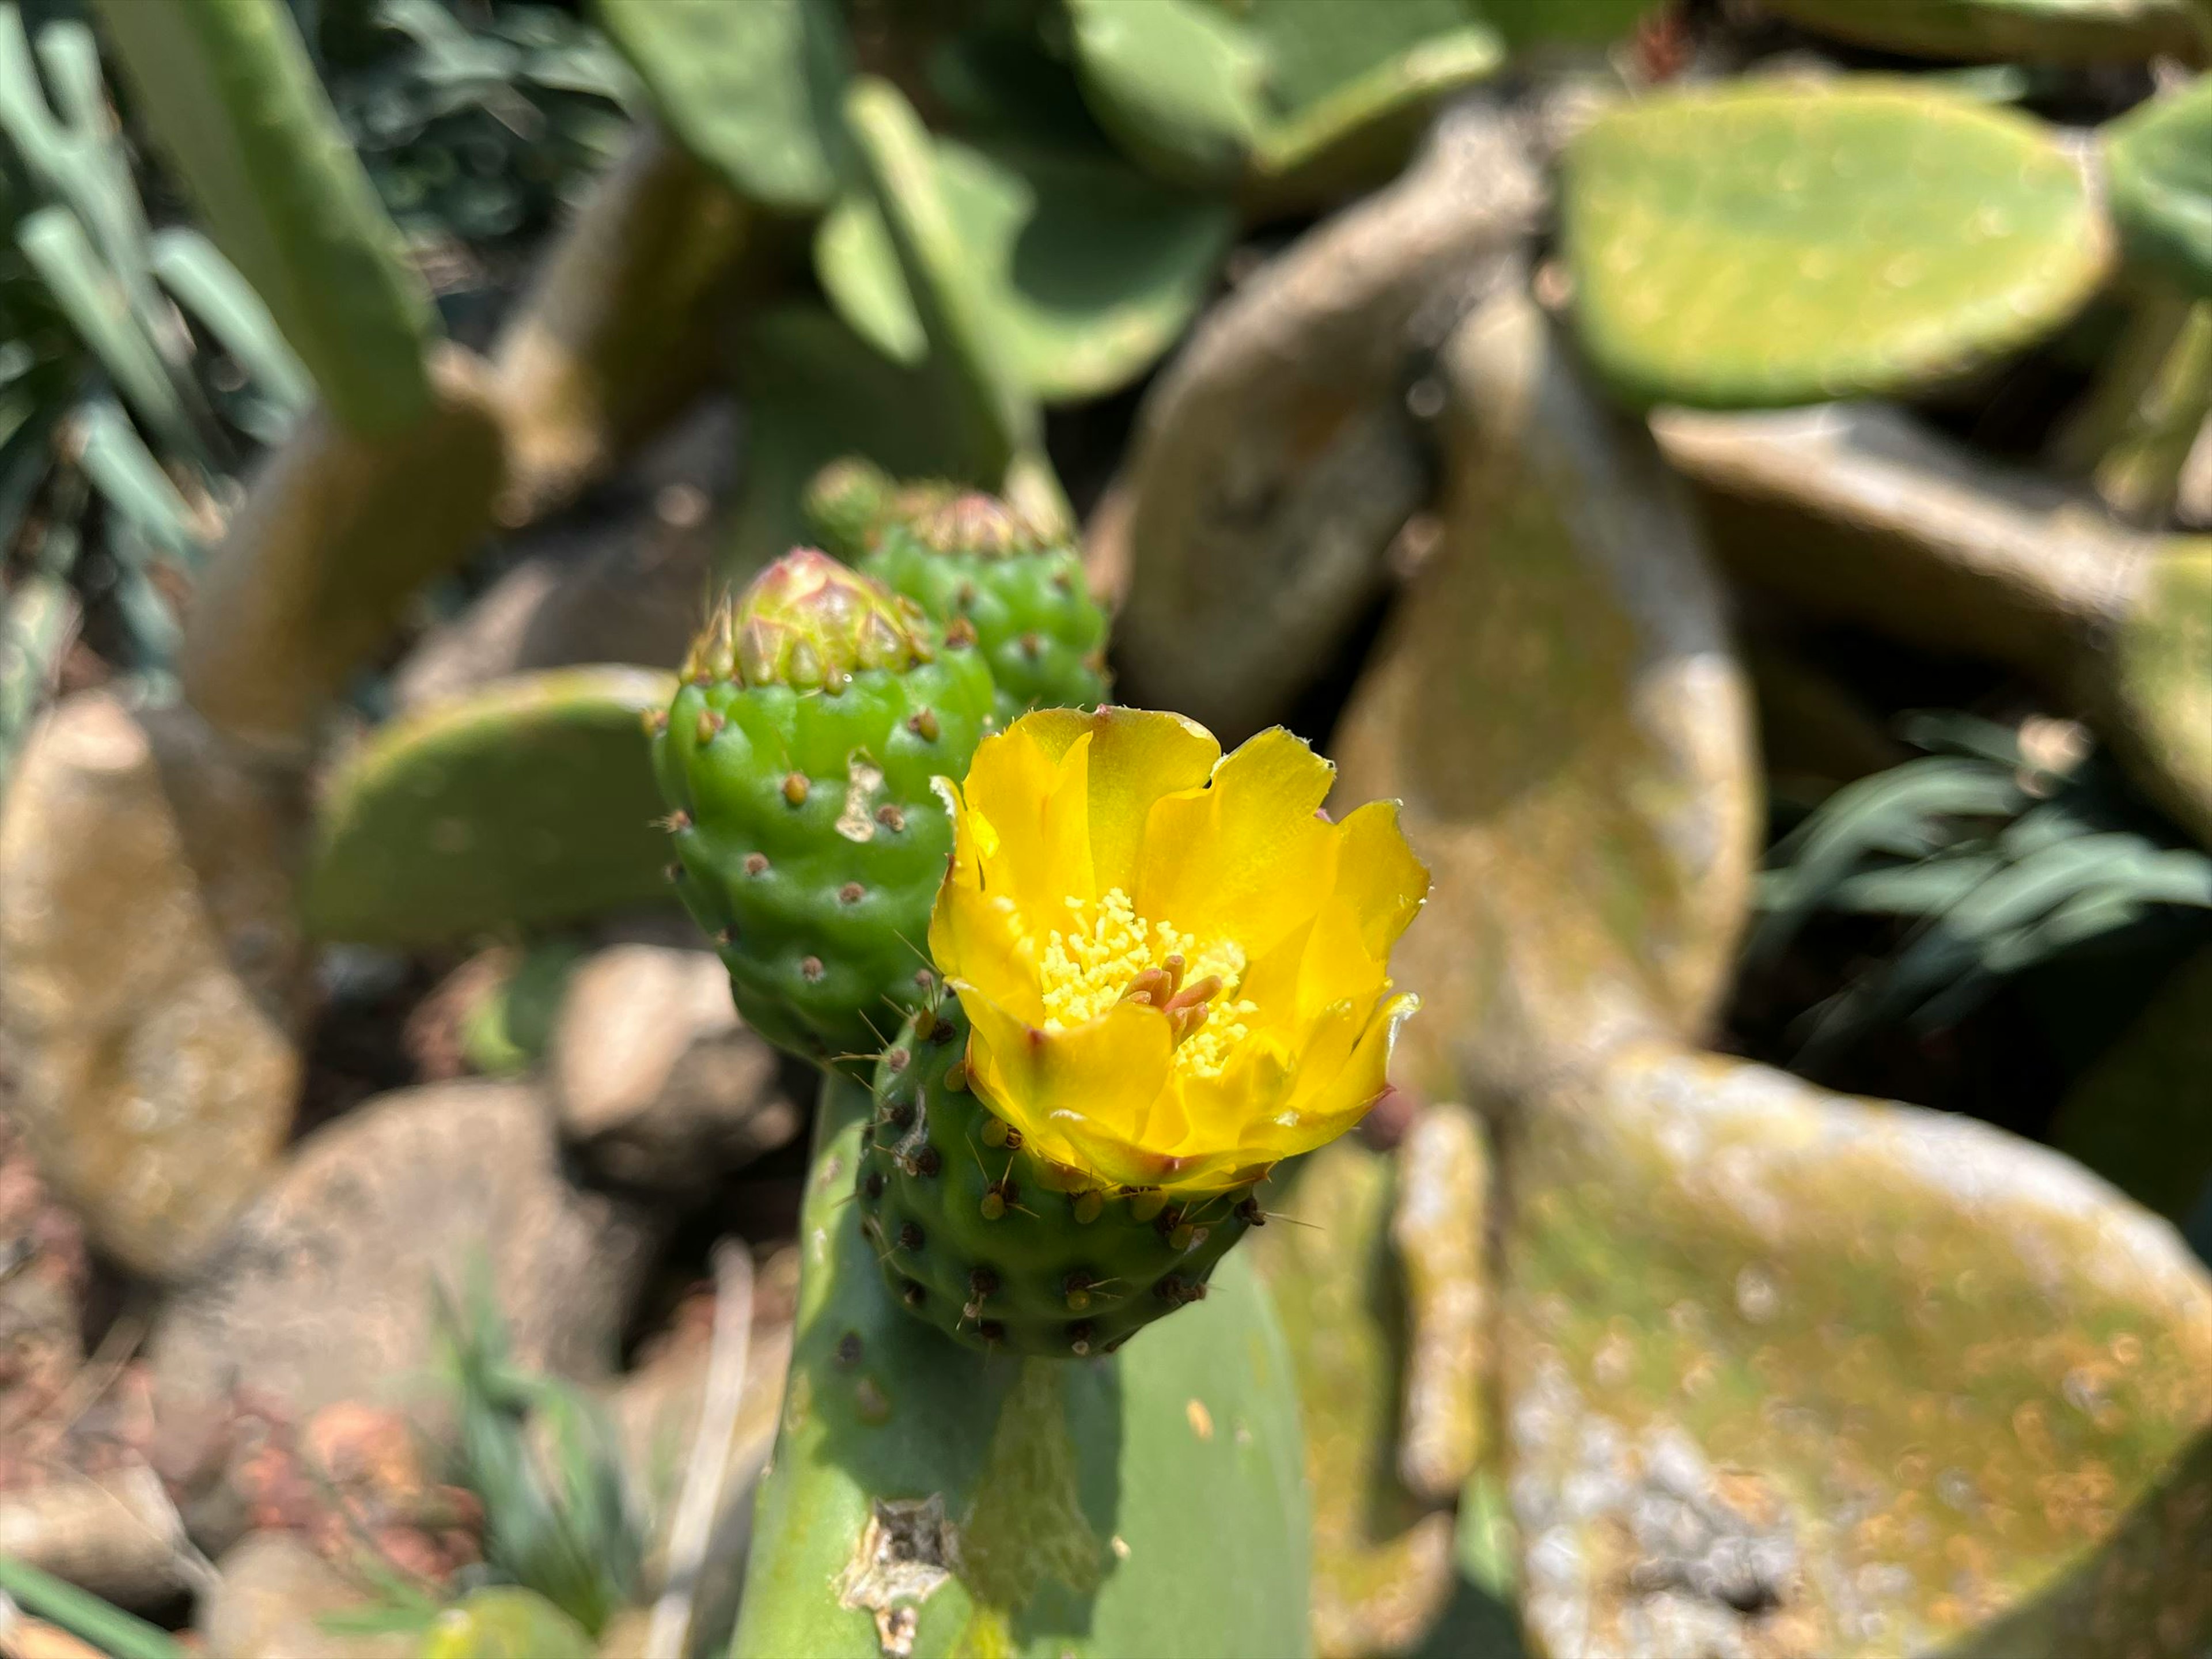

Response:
(1561, 81), (2112, 408)
(2104, 75), (2212, 297)
(854, 999), (1251, 1357)
(1760, 0), (2203, 63)
(652, 551), (994, 1065)
(730, 1071), (1313, 1658)
(861, 492), (1109, 723)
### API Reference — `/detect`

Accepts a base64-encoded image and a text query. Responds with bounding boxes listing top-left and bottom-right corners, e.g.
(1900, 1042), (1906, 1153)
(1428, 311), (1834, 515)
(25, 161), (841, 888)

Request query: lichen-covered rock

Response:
(548, 943), (802, 1191)
(1332, 285), (1756, 1102)
(149, 1081), (656, 1433)
(1249, 1137), (1454, 1658)
(1392, 1102), (1488, 1508)
(0, 692), (306, 1280)
(1499, 1041), (2212, 1658)
(1111, 96), (1544, 740)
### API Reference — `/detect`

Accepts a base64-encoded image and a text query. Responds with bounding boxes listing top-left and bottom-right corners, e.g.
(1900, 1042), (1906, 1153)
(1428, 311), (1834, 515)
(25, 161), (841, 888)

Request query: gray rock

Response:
(0, 1465), (195, 1610)
(548, 945), (801, 1191)
(0, 693), (306, 1280)
(150, 1080), (656, 1434)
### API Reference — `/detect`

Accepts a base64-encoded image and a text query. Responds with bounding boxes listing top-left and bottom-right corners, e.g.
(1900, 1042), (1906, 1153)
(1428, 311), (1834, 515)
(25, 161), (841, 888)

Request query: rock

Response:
(1656, 402), (2148, 699)
(1251, 1138), (1455, 1658)
(0, 1114), (88, 1436)
(0, 1464), (194, 1609)
(1111, 95), (1546, 740)
(0, 693), (306, 1280)
(1500, 1040), (2212, 1658)
(149, 1080), (656, 1437)
(549, 945), (801, 1191)
(1331, 285), (1757, 1103)
(198, 1529), (412, 1659)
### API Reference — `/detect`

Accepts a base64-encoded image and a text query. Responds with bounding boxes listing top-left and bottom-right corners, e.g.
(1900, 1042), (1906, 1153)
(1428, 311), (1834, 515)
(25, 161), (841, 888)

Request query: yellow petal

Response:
(1137, 727), (1338, 956)
(1275, 991), (1420, 1151)
(1330, 800), (1430, 959)
(1296, 897), (1389, 1021)
(1012, 706), (1220, 893)
(953, 980), (1175, 1180)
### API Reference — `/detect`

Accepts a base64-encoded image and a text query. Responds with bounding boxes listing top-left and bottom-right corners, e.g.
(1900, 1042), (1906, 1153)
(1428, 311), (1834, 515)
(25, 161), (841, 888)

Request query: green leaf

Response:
(593, 0), (850, 214)
(1759, 0), (2205, 63)
(1562, 81), (2113, 408)
(1063, 0), (1267, 190)
(2106, 76), (2212, 298)
(815, 135), (1233, 404)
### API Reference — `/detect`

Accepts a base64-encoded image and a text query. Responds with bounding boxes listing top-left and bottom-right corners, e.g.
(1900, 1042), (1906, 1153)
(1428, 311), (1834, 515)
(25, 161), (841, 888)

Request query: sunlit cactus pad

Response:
(1560, 82), (2111, 409)
(855, 1001), (1252, 1357)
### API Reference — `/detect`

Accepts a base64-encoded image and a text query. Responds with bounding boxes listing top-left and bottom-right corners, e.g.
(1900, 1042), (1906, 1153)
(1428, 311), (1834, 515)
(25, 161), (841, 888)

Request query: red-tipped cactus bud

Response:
(683, 549), (932, 690)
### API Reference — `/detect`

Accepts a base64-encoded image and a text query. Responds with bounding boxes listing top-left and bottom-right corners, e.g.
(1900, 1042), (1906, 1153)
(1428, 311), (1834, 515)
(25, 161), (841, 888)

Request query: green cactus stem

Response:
(732, 1067), (1312, 1657)
(90, 0), (440, 436)
(859, 488), (1109, 722)
(854, 999), (1252, 1358)
(416, 1589), (595, 1659)
(653, 550), (994, 1066)
(1759, 0), (2205, 64)
(1560, 80), (2112, 409)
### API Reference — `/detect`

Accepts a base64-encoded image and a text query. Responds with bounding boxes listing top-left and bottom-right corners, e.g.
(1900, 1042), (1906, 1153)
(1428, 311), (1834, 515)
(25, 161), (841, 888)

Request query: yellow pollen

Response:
(1029, 888), (1255, 1078)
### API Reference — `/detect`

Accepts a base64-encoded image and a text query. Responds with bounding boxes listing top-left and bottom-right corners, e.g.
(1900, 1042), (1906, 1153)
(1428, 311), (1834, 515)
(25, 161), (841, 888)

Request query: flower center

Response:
(1025, 888), (1256, 1079)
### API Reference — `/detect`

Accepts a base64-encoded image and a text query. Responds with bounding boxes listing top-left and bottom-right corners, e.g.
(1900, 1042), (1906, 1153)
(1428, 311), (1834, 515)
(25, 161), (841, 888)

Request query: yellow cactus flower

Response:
(928, 706), (1427, 1194)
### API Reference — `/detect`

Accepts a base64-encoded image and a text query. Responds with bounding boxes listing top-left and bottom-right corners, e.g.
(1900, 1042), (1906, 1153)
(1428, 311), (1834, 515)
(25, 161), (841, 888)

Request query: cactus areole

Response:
(659, 552), (1426, 1351)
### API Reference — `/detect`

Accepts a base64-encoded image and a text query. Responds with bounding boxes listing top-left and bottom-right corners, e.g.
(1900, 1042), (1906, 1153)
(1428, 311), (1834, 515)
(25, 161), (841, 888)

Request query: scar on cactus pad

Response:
(861, 706), (1428, 1354)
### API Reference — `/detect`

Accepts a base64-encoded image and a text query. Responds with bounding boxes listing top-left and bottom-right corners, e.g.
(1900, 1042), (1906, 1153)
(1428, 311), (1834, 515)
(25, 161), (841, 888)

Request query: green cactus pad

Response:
(1760, 0), (2203, 63)
(733, 1070), (1312, 1658)
(594, 0), (851, 214)
(90, 0), (438, 437)
(1561, 81), (2112, 409)
(816, 134), (1234, 405)
(2105, 76), (2212, 298)
(654, 555), (995, 1066)
(1063, 0), (1268, 191)
(861, 493), (1109, 721)
(305, 667), (677, 946)
(853, 1001), (1253, 1358)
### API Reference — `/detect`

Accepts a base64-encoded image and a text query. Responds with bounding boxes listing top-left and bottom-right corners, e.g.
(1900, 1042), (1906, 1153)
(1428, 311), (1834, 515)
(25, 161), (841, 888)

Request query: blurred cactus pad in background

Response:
(20, 0), (2212, 1656)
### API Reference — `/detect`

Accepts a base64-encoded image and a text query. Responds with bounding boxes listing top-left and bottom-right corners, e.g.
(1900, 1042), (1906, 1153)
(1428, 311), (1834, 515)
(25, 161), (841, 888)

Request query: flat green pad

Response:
(1762, 0), (2203, 63)
(2106, 77), (2212, 298)
(595, 0), (849, 214)
(1503, 1041), (2212, 1657)
(1562, 82), (2111, 410)
(815, 137), (1234, 404)
(2115, 540), (2212, 848)
(305, 666), (677, 946)
(733, 1074), (1312, 1658)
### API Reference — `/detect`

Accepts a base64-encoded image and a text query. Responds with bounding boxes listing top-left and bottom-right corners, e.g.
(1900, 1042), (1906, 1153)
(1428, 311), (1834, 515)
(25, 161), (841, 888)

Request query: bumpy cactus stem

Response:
(654, 551), (994, 1065)
(732, 1069), (1313, 1658)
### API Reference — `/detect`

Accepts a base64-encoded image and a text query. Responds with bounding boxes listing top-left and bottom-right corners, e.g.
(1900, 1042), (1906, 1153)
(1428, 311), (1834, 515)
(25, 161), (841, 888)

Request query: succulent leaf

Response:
(2106, 76), (2212, 297)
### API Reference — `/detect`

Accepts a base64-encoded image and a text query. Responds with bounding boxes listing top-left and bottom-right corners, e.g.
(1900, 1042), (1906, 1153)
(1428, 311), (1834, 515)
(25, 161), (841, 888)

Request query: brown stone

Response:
(0, 694), (305, 1279)
(550, 945), (800, 1191)
(150, 1080), (656, 1433)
